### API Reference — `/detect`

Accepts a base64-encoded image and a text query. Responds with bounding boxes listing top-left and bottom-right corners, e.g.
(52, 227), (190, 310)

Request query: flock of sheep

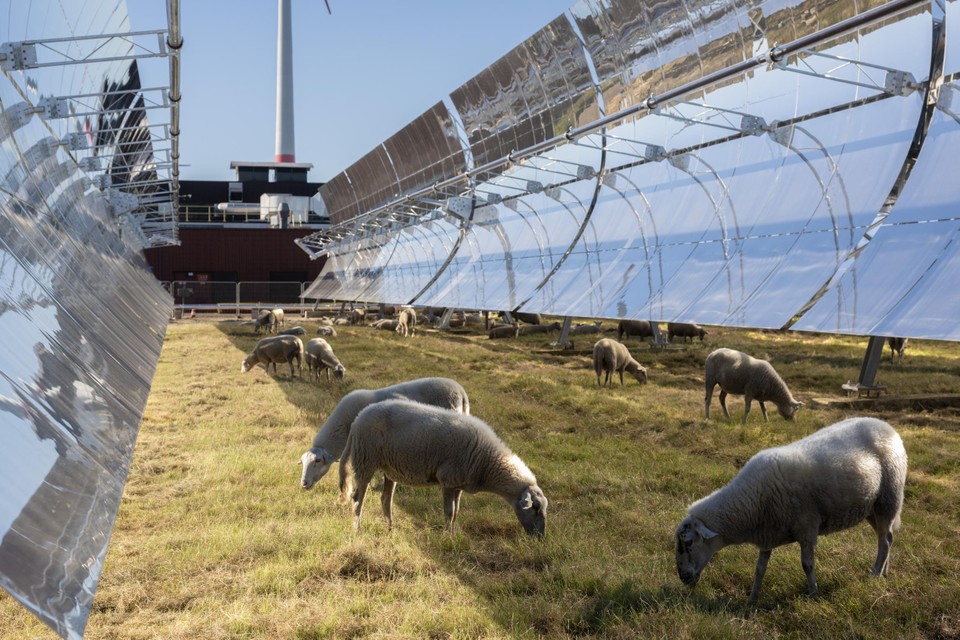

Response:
(236, 305), (909, 603)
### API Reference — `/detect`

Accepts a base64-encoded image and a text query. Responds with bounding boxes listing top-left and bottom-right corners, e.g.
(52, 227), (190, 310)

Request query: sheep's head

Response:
(333, 364), (346, 381)
(632, 364), (648, 385)
(513, 485), (548, 537)
(240, 356), (255, 373)
(675, 516), (720, 587)
(778, 400), (804, 421)
(299, 447), (336, 489)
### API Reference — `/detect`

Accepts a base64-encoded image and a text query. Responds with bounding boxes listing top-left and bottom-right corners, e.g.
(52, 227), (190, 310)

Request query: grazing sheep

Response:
(241, 335), (303, 377)
(304, 337), (345, 383)
(488, 323), (519, 339)
(271, 308), (285, 330)
(675, 416), (907, 602)
(299, 377), (471, 490)
(570, 321), (603, 336)
(887, 337), (908, 364)
(668, 322), (708, 342)
(519, 322), (561, 336)
(617, 319), (655, 342)
(396, 307), (417, 337)
(704, 348), (802, 424)
(350, 308), (366, 325)
(316, 325), (337, 337)
(338, 399), (547, 536)
(278, 326), (306, 336)
(592, 338), (648, 387)
(254, 310), (275, 334)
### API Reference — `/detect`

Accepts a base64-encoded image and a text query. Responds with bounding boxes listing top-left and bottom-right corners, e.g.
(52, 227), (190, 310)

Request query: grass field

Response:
(2, 317), (959, 639)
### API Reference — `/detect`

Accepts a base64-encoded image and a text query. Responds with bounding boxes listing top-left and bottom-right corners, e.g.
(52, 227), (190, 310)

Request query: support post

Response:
(554, 316), (574, 349)
(842, 336), (887, 397)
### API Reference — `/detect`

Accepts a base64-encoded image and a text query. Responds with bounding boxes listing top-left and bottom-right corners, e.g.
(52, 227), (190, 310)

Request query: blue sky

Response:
(127, 1), (574, 183)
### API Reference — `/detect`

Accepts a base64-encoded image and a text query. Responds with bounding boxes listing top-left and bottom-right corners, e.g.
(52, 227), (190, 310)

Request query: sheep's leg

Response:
(800, 540), (818, 597)
(618, 369), (625, 386)
(867, 514), (894, 577)
(748, 549), (772, 603)
(351, 480), (369, 533)
(381, 477), (396, 531)
(758, 400), (768, 422)
(443, 487), (463, 532)
(741, 395), (752, 424)
(705, 383), (716, 419)
(719, 390), (731, 419)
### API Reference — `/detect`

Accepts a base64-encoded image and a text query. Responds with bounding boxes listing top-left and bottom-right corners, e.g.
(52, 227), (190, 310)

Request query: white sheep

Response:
(675, 416), (907, 602)
(316, 325), (337, 337)
(488, 323), (519, 339)
(241, 335), (303, 377)
(253, 310), (275, 334)
(704, 348), (802, 424)
(887, 337), (908, 364)
(617, 319), (655, 342)
(350, 308), (366, 325)
(371, 318), (399, 331)
(668, 322), (708, 342)
(570, 321), (604, 335)
(271, 308), (285, 330)
(299, 377), (471, 490)
(338, 399), (547, 536)
(592, 338), (648, 387)
(396, 307), (417, 337)
(278, 326), (305, 336)
(304, 337), (345, 383)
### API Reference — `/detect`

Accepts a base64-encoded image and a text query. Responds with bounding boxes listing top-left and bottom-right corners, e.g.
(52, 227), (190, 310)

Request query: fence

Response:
(161, 280), (322, 316)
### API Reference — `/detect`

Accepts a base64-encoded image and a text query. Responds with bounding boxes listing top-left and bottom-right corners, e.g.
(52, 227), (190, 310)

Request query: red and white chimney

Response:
(275, 0), (295, 163)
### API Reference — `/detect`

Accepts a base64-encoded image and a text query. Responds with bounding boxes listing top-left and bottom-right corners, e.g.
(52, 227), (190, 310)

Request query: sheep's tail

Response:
(338, 438), (355, 505)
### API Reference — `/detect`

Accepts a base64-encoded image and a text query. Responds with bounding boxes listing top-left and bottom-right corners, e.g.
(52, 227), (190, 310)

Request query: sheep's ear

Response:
(692, 519), (718, 540)
(519, 489), (534, 510)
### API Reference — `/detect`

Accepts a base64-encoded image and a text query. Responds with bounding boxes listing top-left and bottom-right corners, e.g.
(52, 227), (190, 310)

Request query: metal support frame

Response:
(842, 336), (888, 397)
(554, 316), (574, 349)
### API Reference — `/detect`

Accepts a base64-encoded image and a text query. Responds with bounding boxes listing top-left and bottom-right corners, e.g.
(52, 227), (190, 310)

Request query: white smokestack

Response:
(275, 0), (295, 162)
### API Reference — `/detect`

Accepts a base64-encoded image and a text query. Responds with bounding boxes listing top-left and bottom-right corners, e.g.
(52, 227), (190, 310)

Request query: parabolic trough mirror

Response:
(1, 0), (177, 637)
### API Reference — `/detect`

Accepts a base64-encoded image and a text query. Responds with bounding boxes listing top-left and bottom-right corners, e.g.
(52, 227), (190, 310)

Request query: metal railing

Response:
(177, 205), (330, 226)
(161, 280), (320, 316)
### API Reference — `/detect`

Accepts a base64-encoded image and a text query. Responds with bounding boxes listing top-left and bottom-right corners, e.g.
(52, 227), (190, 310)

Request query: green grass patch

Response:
(2, 319), (959, 638)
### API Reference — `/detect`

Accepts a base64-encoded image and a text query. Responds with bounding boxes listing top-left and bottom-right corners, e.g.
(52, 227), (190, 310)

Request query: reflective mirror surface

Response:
(1, 1), (172, 637)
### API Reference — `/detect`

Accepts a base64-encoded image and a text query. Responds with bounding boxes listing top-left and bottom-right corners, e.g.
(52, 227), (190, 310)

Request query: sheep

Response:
(675, 416), (907, 602)
(253, 310), (275, 334)
(304, 337), (345, 383)
(592, 338), (648, 387)
(371, 318), (399, 331)
(617, 319), (655, 342)
(333, 317), (350, 326)
(379, 303), (397, 318)
(241, 335), (303, 377)
(570, 321), (604, 335)
(488, 323), (519, 339)
(396, 306), (417, 337)
(887, 337), (908, 364)
(316, 325), (337, 337)
(350, 308), (366, 325)
(271, 308), (285, 330)
(299, 377), (471, 490)
(668, 322), (708, 342)
(501, 311), (542, 325)
(704, 348), (802, 424)
(278, 326), (306, 336)
(518, 322), (561, 336)
(338, 399), (547, 536)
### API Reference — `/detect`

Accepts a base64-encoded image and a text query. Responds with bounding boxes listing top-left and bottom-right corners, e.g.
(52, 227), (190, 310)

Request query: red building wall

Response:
(144, 227), (326, 283)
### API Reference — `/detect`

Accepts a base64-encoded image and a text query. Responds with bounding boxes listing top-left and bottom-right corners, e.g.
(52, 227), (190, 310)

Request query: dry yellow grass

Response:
(2, 318), (959, 638)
